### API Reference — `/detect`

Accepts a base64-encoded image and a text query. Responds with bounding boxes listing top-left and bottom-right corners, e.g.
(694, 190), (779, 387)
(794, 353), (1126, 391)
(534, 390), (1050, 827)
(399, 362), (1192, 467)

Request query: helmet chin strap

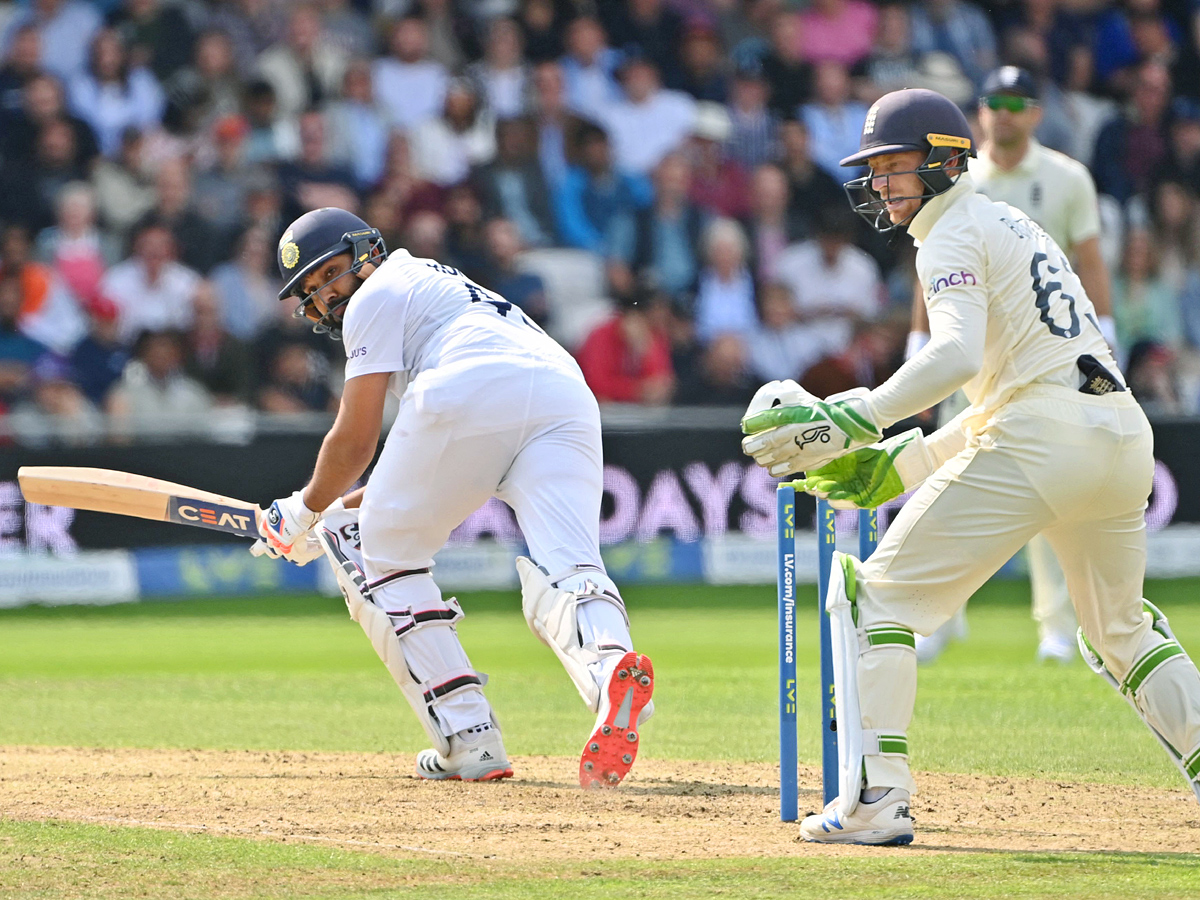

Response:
(890, 149), (968, 232)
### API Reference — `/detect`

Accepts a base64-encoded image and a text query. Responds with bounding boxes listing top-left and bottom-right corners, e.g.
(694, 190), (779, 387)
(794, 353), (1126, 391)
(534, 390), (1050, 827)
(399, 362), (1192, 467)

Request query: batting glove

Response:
(801, 428), (935, 509)
(251, 530), (326, 566)
(255, 490), (323, 564)
(741, 386), (882, 477)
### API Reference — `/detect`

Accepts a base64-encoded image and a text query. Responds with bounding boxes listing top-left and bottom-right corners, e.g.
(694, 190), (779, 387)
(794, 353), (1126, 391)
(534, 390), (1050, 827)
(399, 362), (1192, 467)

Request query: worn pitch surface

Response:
(3, 747), (1197, 859)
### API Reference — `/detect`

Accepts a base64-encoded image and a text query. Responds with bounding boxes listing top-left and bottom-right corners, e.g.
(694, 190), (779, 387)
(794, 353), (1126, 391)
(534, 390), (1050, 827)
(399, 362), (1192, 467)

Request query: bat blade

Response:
(17, 466), (263, 538)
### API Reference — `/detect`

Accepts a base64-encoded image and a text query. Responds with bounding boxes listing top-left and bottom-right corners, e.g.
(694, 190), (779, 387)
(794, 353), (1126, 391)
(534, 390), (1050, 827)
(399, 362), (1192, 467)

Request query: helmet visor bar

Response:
(288, 231), (386, 339)
(842, 146), (969, 234)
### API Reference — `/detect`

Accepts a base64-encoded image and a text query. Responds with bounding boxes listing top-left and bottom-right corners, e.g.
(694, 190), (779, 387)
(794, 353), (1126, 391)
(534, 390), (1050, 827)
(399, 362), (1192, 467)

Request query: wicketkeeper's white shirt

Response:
(863, 172), (1116, 431)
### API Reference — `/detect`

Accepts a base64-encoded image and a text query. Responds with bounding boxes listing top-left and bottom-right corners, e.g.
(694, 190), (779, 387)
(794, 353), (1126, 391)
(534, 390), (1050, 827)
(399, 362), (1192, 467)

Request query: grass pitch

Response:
(4, 820), (1198, 900)
(2, 579), (1199, 898)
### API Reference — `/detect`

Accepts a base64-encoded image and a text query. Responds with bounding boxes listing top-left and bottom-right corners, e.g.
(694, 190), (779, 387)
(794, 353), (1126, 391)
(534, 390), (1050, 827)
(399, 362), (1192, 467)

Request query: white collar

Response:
(907, 171), (976, 244)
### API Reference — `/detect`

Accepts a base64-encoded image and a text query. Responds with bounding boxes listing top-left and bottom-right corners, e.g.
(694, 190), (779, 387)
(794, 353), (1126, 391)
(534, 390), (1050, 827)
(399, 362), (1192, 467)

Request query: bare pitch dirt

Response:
(1, 747), (1197, 858)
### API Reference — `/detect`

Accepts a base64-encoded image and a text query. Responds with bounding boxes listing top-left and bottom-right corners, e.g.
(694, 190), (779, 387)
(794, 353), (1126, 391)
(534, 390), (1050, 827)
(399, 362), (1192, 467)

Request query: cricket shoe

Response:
(915, 607), (968, 665)
(579, 651), (654, 788)
(799, 789), (914, 845)
(1036, 634), (1077, 664)
(415, 723), (513, 782)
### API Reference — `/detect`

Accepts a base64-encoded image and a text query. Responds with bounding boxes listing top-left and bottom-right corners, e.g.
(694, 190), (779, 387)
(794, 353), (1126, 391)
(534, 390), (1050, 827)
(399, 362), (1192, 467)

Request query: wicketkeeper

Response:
(742, 88), (1200, 844)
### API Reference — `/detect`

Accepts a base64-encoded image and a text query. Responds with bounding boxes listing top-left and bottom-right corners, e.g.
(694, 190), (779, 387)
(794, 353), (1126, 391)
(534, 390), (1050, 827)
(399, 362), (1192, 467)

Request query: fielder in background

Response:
(909, 66), (1118, 665)
(252, 207), (654, 788)
(742, 89), (1200, 845)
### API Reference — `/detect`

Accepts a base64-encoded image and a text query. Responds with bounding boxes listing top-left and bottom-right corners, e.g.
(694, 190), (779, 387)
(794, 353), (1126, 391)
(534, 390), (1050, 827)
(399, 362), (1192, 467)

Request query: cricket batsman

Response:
(741, 89), (1200, 844)
(251, 207), (654, 788)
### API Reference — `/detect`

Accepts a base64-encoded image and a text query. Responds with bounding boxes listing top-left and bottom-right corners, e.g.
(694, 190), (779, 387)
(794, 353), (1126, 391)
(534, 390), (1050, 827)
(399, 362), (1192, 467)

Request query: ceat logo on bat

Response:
(167, 498), (258, 536)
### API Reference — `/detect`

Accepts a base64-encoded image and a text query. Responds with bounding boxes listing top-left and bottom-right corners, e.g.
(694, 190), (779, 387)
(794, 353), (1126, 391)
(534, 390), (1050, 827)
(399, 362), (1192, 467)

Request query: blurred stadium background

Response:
(2, 0), (1200, 604)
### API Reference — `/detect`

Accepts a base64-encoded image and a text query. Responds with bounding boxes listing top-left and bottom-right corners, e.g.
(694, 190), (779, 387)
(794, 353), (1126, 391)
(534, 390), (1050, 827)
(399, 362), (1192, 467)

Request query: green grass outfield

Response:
(2, 579), (1199, 899)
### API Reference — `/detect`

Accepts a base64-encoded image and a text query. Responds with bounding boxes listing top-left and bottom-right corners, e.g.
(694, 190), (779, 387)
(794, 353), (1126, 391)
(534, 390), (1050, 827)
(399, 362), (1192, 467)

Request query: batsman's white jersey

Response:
(335, 250), (639, 754)
(848, 174), (1200, 797)
(340, 249), (599, 577)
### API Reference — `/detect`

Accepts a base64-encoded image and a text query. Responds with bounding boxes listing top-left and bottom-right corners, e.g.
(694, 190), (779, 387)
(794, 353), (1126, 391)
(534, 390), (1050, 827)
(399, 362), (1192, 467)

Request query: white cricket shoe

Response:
(1037, 634), (1077, 664)
(579, 650), (654, 788)
(415, 723), (513, 782)
(915, 607), (969, 665)
(799, 789), (914, 845)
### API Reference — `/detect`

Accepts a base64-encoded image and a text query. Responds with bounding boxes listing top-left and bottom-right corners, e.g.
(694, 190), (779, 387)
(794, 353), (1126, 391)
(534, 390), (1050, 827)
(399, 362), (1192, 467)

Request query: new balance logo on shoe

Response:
(895, 806), (911, 820)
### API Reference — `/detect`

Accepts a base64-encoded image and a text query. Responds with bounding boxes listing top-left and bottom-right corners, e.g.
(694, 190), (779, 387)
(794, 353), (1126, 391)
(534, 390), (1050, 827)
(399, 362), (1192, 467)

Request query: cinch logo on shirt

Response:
(928, 271), (978, 295)
(348, 346), (368, 359)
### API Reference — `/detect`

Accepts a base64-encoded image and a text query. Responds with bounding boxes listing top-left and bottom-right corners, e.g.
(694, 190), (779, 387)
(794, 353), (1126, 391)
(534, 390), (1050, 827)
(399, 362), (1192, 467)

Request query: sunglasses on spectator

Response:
(982, 95), (1038, 113)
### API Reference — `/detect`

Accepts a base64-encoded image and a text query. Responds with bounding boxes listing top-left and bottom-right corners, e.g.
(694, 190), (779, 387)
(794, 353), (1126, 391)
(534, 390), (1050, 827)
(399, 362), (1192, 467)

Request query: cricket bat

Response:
(17, 466), (263, 539)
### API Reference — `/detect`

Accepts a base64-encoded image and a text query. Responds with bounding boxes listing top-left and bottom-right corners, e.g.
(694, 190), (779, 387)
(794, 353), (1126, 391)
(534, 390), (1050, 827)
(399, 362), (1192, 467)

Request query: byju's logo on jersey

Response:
(927, 270), (978, 295)
(348, 346), (368, 359)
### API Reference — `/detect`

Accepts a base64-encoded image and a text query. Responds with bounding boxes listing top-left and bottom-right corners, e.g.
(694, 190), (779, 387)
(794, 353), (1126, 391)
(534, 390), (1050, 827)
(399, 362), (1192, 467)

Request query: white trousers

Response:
(353, 355), (613, 736)
(1027, 532), (1077, 644)
(941, 391), (1079, 645)
(854, 386), (1200, 792)
(359, 356), (605, 577)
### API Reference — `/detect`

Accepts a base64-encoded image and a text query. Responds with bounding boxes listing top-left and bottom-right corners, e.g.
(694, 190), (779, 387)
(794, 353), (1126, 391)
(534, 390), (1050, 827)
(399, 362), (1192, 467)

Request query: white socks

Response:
(862, 786), (895, 803)
(578, 597), (633, 687)
(455, 721), (496, 743)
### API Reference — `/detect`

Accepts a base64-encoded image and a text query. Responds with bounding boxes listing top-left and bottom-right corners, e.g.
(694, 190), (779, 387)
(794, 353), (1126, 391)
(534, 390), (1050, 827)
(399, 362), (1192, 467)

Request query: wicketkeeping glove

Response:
(741, 384), (883, 477)
(800, 428), (936, 509)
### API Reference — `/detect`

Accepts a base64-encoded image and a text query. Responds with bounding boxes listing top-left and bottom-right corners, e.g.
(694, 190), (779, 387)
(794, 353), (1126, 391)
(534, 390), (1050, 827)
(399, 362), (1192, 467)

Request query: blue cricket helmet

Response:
(840, 89), (975, 232)
(277, 207), (387, 338)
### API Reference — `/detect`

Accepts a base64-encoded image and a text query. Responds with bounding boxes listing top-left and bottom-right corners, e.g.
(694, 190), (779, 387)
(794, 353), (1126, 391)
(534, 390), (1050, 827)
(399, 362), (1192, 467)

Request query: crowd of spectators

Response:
(2, 0), (1200, 443)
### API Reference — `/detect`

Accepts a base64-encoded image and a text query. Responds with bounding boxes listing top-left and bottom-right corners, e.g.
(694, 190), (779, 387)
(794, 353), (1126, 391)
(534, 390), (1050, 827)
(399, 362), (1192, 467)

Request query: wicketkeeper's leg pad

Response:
(1079, 601), (1200, 803)
(319, 509), (492, 757)
(827, 552), (917, 819)
(516, 556), (635, 713)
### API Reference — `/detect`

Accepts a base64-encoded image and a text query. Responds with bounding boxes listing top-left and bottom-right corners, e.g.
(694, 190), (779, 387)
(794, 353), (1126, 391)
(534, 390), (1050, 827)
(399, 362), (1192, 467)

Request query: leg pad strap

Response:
(1078, 601), (1200, 803)
(517, 556), (630, 712)
(862, 729), (909, 758)
(319, 510), (488, 757)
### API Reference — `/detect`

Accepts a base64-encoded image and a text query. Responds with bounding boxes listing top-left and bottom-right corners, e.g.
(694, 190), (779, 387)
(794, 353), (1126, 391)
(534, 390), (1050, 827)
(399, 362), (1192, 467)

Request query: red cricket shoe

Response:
(579, 651), (654, 788)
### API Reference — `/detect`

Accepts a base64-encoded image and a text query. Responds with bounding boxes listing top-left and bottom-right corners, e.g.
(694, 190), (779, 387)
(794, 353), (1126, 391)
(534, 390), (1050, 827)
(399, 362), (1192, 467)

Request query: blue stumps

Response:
(858, 508), (878, 561)
(777, 483), (798, 822)
(780, 495), (883, 819)
(816, 499), (838, 807)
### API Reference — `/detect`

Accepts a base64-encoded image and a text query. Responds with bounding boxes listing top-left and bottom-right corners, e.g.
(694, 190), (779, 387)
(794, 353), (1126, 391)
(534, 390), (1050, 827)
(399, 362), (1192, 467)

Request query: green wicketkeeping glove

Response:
(800, 428), (936, 509)
(741, 386), (883, 477)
